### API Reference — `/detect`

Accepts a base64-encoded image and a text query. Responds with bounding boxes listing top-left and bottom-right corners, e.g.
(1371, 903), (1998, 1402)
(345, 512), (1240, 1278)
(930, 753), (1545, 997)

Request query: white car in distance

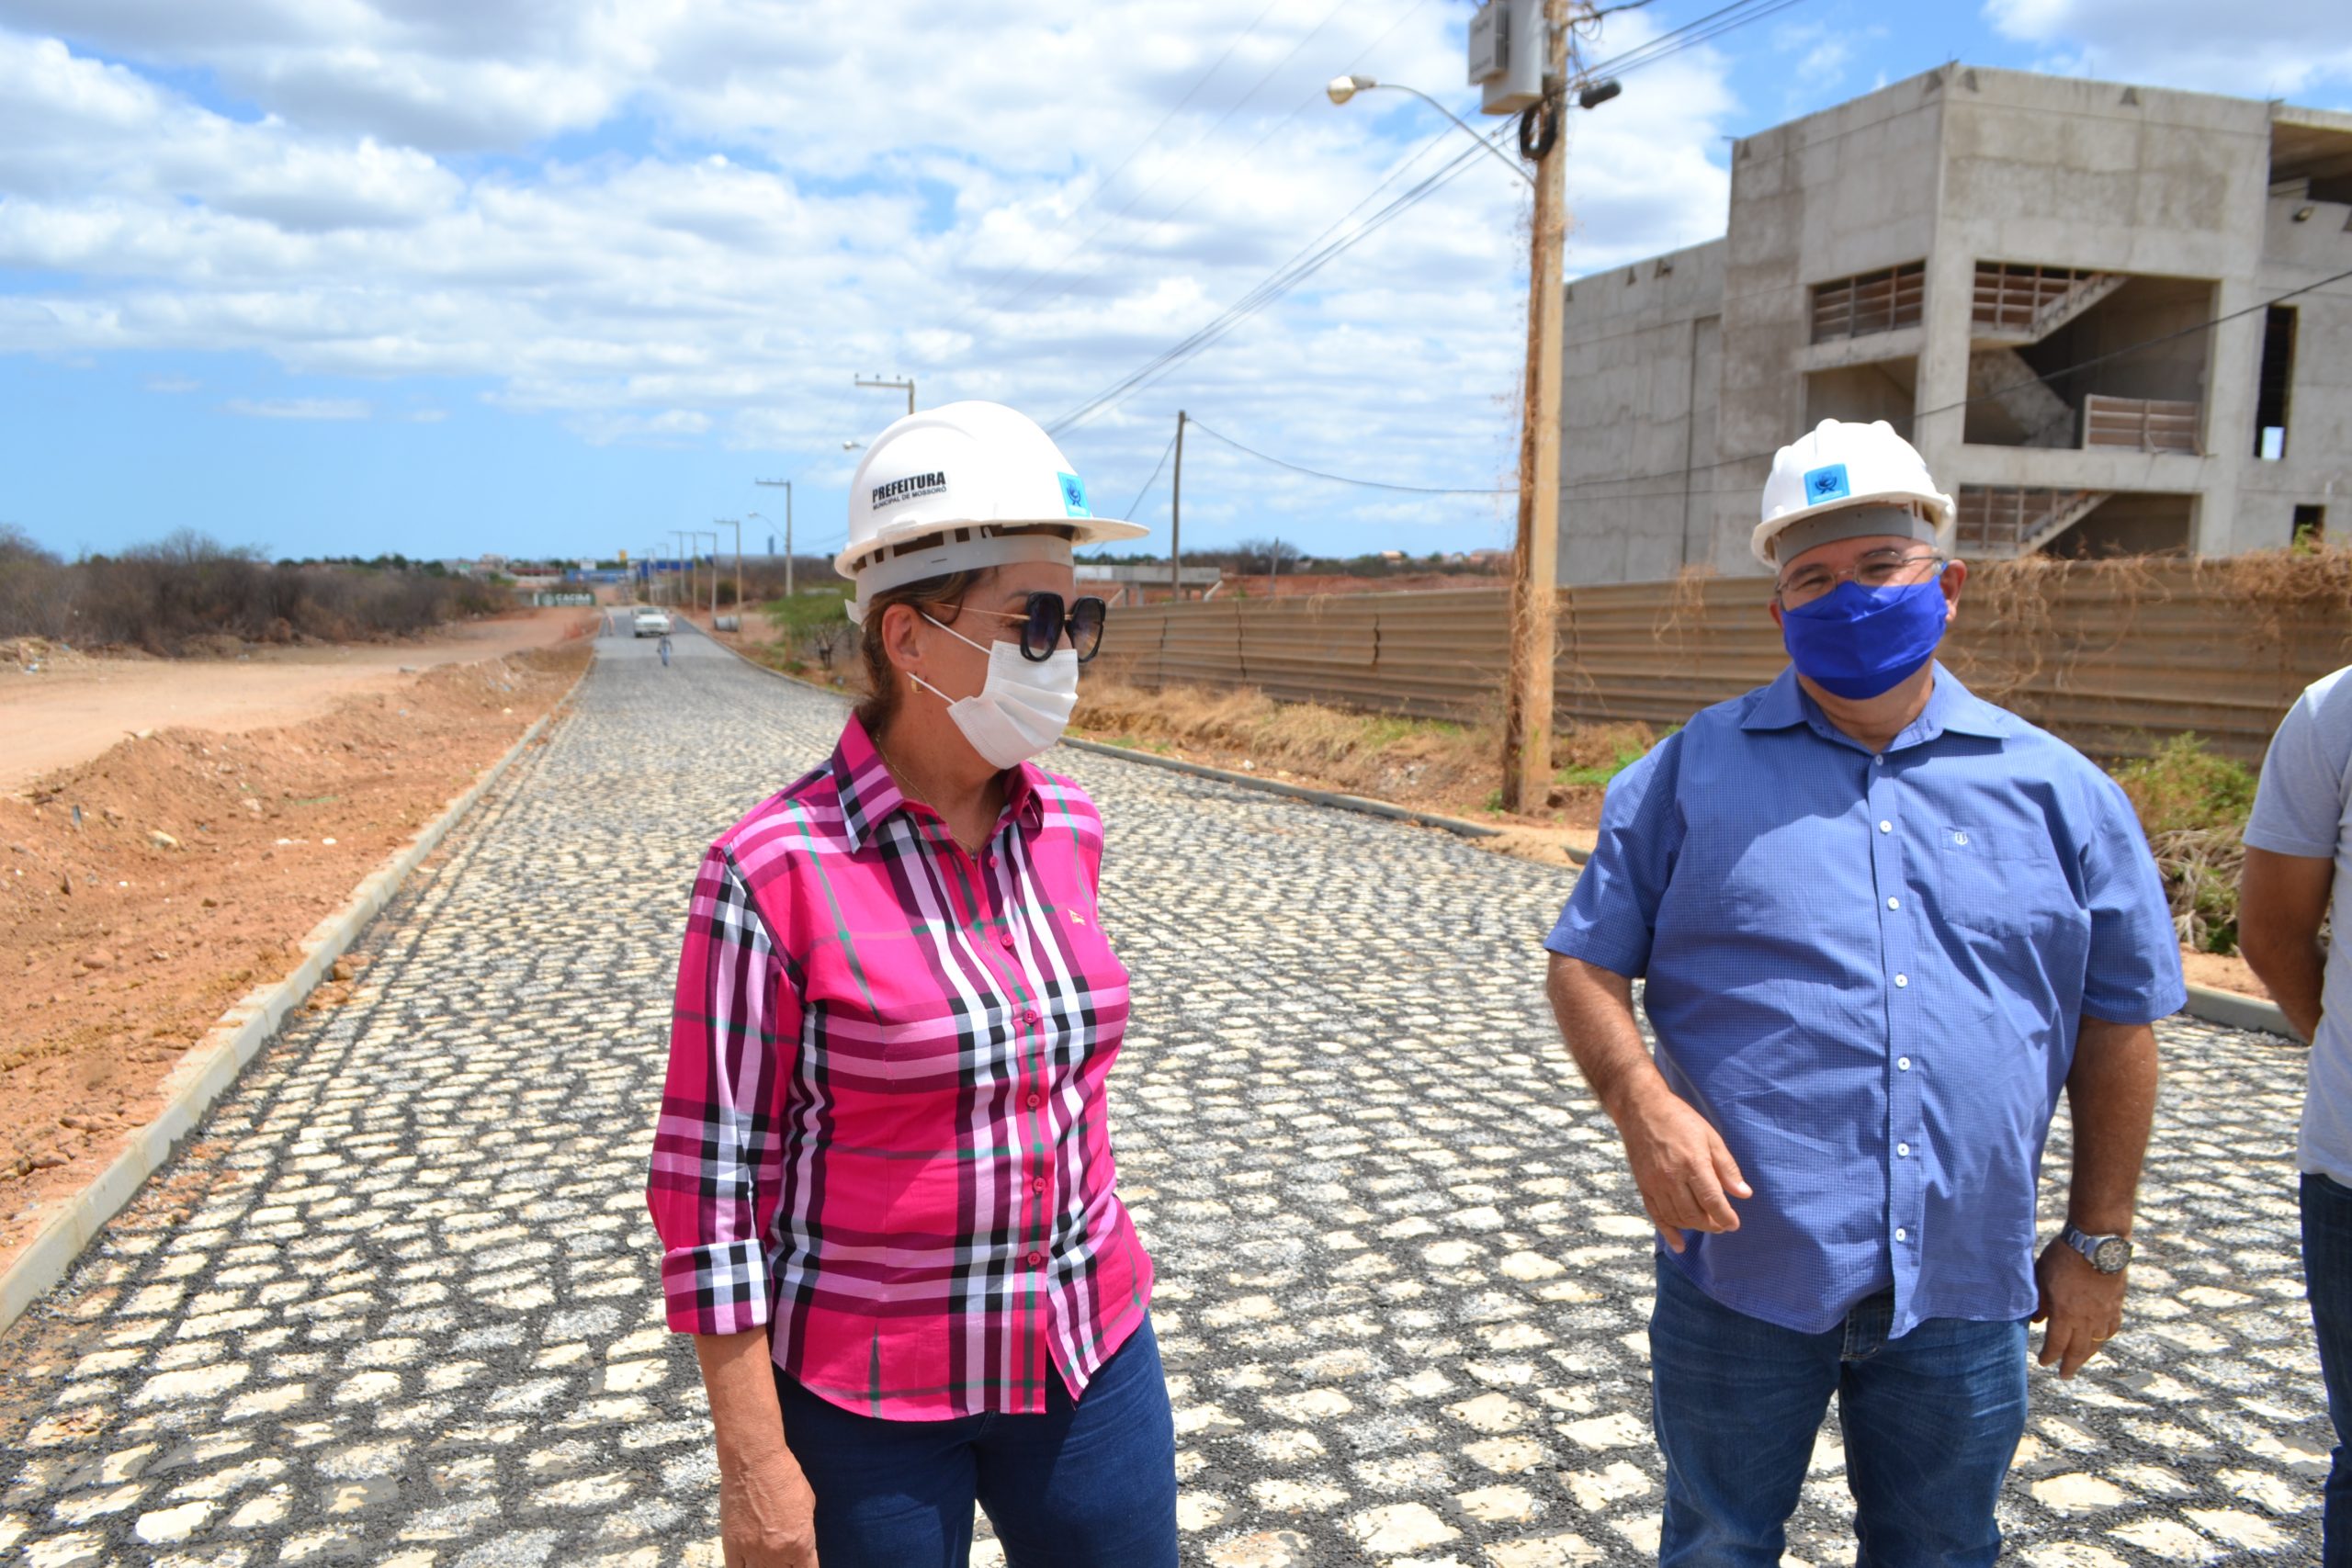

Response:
(632, 608), (673, 638)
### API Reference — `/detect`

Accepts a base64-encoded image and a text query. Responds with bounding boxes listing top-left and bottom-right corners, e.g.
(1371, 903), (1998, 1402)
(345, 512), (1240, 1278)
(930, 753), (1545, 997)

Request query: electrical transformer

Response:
(1464, 0), (1549, 115)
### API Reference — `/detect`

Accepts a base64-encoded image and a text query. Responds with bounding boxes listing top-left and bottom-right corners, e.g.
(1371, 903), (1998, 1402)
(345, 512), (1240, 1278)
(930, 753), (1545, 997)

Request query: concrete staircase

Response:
(1966, 347), (2076, 446)
(1954, 487), (2112, 558)
(1972, 265), (2128, 345)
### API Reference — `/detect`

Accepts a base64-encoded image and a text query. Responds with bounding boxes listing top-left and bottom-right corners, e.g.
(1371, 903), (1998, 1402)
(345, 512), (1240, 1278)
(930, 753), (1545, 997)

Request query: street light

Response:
(854, 375), (915, 417)
(1325, 75), (1532, 186)
(755, 478), (795, 597)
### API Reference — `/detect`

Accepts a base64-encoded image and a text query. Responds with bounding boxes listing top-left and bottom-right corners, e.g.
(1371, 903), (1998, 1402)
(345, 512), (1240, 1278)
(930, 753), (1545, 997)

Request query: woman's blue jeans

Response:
(1649, 1258), (2029, 1568)
(772, 1314), (1178, 1568)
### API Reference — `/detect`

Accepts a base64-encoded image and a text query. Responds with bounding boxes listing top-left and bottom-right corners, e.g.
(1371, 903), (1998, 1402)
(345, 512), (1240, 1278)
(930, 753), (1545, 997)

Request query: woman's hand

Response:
(718, 1447), (819, 1567)
(695, 1328), (820, 1567)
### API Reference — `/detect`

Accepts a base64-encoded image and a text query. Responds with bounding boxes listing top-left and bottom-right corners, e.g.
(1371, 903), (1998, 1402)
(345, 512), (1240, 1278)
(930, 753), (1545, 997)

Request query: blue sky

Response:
(2, 0), (2346, 567)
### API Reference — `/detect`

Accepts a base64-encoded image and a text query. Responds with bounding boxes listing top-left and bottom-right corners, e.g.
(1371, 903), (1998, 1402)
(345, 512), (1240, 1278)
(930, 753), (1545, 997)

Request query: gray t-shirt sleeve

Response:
(2246, 667), (2352, 860)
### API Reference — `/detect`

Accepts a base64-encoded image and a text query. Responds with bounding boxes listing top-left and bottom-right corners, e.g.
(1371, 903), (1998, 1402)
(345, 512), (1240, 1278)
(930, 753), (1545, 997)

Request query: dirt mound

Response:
(0, 644), (589, 1262)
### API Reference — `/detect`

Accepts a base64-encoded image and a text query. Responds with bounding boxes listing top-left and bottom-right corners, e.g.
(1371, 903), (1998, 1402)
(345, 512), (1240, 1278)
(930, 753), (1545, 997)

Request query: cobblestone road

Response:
(0, 628), (2328, 1566)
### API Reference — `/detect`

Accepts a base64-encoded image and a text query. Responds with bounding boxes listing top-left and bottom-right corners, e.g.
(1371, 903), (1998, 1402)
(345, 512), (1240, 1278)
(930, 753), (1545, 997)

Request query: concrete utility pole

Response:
(1170, 411), (1187, 603)
(855, 376), (916, 417)
(715, 518), (741, 616)
(1500, 0), (1574, 813)
(693, 530), (721, 617)
(669, 531), (690, 608)
(756, 479), (793, 596)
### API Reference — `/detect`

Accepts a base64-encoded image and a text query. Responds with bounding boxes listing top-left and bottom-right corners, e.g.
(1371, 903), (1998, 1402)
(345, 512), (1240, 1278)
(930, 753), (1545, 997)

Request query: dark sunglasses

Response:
(969, 592), (1109, 663)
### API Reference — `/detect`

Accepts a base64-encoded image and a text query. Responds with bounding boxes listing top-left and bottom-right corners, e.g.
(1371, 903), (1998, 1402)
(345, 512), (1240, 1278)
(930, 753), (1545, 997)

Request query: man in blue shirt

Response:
(1544, 420), (2183, 1568)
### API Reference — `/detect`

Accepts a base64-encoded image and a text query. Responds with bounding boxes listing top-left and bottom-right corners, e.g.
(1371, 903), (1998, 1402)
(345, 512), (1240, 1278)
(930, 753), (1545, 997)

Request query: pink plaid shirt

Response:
(646, 715), (1152, 1418)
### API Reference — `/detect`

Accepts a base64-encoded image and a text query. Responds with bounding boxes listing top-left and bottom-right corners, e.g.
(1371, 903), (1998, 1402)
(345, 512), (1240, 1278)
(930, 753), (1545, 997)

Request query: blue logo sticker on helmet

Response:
(1804, 463), (1852, 505)
(1057, 471), (1090, 517)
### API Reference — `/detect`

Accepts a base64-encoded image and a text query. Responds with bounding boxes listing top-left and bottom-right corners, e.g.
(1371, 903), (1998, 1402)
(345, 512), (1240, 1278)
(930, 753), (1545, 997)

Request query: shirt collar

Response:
(831, 714), (1047, 853)
(1741, 661), (2010, 750)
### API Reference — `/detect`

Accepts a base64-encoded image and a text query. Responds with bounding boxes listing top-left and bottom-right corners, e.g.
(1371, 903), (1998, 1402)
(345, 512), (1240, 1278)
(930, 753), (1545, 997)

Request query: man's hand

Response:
(2031, 1238), (2125, 1379)
(1615, 1081), (1753, 1253)
(718, 1445), (819, 1568)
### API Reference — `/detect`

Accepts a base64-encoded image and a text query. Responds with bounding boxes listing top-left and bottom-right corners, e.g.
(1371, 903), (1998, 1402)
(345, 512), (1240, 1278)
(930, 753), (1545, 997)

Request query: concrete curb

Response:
(0, 660), (590, 1338)
(692, 625), (1563, 854)
(2180, 981), (2301, 1042)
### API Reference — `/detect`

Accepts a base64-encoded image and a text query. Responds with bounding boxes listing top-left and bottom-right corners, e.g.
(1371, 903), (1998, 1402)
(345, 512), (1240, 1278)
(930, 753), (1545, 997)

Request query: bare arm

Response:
(2032, 1015), (2159, 1379)
(695, 1330), (819, 1567)
(2241, 846), (2333, 1043)
(1545, 953), (1752, 1252)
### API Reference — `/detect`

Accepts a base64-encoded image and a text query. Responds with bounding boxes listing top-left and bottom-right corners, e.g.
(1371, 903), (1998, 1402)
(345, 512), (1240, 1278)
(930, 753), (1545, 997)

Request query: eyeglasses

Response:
(1775, 548), (1946, 606)
(967, 592), (1110, 662)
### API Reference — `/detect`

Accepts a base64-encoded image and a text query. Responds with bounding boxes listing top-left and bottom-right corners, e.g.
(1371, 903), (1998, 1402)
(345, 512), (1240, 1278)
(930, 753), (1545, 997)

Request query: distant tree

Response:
(1233, 537), (1304, 574)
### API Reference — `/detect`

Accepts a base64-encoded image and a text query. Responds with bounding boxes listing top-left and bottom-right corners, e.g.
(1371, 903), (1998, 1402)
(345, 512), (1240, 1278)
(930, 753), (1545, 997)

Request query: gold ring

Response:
(2091, 1330), (2114, 1342)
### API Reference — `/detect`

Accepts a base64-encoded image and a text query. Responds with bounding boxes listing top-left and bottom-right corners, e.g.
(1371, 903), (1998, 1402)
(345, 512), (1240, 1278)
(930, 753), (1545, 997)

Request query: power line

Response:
(1189, 420), (1513, 493)
(1046, 0), (1816, 436)
(1122, 429), (1182, 517)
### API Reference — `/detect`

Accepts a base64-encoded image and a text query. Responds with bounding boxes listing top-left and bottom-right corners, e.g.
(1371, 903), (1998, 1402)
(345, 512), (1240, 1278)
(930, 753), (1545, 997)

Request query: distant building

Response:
(1558, 65), (2352, 582)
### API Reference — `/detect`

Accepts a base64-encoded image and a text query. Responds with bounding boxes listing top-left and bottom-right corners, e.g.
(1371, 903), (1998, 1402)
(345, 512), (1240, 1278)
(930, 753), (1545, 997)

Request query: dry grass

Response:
(1073, 671), (1654, 826)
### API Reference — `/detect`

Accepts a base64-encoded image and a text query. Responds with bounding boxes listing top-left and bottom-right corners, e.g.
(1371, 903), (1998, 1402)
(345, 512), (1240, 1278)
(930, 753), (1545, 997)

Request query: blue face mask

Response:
(1779, 568), (1950, 700)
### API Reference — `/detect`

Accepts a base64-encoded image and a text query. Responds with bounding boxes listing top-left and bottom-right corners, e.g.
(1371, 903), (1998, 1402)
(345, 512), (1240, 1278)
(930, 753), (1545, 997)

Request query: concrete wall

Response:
(1558, 240), (1727, 583)
(2240, 188), (2352, 548)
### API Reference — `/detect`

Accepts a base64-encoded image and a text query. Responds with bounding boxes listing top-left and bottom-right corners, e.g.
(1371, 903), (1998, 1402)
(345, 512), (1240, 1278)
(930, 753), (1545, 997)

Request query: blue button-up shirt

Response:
(1544, 664), (2184, 1337)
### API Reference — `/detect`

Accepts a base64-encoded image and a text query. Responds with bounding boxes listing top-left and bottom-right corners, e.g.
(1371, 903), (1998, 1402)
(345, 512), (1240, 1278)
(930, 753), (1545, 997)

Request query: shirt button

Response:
(1878, 819), (1892, 833)
(1894, 974), (1908, 988)
(1886, 896), (1900, 910)
(1026, 1250), (1044, 1267)
(1897, 1142), (1911, 1156)
(1897, 1056), (1912, 1071)
(1026, 1093), (1042, 1110)
(999, 931), (1015, 949)
(1023, 1008), (1040, 1025)
(1894, 1227), (1908, 1242)
(1873, 754), (1886, 766)
(1953, 830), (1969, 846)
(1031, 1179), (1046, 1193)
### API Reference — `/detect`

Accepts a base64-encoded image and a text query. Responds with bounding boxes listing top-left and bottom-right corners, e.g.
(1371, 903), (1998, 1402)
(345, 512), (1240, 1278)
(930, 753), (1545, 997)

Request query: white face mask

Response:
(910, 615), (1080, 769)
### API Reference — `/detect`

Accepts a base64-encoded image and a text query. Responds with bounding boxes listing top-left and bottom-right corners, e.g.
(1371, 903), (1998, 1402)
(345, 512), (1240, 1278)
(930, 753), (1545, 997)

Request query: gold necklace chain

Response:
(872, 736), (991, 855)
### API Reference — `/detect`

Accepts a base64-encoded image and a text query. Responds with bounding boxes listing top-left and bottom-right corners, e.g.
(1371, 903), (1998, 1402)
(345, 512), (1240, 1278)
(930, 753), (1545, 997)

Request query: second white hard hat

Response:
(1752, 419), (1955, 568)
(835, 400), (1148, 622)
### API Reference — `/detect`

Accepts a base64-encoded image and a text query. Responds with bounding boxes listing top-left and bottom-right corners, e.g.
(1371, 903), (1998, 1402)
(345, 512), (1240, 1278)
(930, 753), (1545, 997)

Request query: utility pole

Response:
(715, 518), (741, 618)
(693, 530), (721, 617)
(1170, 411), (1187, 603)
(756, 479), (793, 596)
(854, 375), (916, 417)
(1500, 0), (1573, 813)
(670, 530), (692, 611)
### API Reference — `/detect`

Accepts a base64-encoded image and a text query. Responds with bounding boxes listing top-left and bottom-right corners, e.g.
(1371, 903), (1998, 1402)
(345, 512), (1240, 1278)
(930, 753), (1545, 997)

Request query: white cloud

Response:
(1983, 0), (2352, 100)
(0, 2), (1749, 548)
(222, 396), (370, 419)
(143, 373), (200, 392)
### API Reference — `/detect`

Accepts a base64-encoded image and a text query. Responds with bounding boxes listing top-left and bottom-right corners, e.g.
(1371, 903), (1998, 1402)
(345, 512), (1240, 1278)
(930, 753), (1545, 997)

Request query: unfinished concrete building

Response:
(1558, 65), (2352, 582)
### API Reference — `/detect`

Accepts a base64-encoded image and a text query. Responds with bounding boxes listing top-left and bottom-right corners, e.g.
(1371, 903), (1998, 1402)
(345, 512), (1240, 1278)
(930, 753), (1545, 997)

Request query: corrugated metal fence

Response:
(1094, 565), (2352, 761)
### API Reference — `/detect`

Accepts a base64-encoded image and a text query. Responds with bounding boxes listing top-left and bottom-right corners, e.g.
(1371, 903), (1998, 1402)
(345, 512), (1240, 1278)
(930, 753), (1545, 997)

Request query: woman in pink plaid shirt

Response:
(648, 402), (1176, 1568)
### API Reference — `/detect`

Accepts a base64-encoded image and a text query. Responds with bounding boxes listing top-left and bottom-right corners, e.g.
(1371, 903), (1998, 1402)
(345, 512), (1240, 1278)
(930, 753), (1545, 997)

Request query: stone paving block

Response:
(0, 643), (2331, 1562)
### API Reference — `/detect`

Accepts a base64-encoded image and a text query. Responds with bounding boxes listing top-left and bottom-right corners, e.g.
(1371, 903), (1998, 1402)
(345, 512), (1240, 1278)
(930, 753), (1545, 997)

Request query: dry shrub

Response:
(0, 529), (499, 654)
(2109, 734), (2259, 953)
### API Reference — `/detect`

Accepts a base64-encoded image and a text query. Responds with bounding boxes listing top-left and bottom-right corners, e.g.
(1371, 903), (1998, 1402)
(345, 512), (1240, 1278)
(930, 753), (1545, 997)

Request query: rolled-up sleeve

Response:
(1544, 735), (1685, 979)
(2246, 678), (2350, 859)
(646, 845), (800, 1335)
(2078, 772), (2188, 1025)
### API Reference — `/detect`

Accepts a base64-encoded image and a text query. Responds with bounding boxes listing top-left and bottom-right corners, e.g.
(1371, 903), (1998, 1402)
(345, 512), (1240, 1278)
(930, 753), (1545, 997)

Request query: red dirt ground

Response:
(0, 634), (593, 1274)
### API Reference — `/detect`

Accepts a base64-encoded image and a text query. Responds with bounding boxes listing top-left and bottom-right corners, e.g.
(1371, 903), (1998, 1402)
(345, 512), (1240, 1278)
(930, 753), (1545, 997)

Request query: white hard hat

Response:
(835, 400), (1148, 622)
(1751, 419), (1955, 568)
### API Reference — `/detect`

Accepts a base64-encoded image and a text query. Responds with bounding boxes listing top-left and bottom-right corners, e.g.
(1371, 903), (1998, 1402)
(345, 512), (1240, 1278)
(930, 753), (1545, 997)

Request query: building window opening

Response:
(2296, 505), (2326, 547)
(1810, 262), (1925, 344)
(2256, 305), (2298, 460)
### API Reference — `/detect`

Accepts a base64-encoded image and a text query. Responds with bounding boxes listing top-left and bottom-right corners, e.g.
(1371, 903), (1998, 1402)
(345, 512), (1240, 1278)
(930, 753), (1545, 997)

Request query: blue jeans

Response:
(772, 1314), (1178, 1568)
(2303, 1173), (2352, 1566)
(1649, 1258), (2029, 1568)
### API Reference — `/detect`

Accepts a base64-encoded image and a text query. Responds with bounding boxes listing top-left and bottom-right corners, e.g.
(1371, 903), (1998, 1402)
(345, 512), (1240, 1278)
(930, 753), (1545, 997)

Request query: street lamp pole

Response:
(669, 530), (693, 611)
(854, 376), (916, 417)
(756, 479), (793, 596)
(693, 530), (721, 618)
(1324, 75), (1533, 186)
(1170, 411), (1186, 603)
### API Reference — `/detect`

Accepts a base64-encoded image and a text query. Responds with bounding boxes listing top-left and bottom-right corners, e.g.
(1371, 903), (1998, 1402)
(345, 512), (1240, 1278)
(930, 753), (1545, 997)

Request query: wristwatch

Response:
(2061, 1224), (2132, 1274)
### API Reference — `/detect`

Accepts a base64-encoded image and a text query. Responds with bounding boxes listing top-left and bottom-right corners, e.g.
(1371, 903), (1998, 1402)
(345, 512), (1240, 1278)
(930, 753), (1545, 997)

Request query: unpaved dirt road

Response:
(0, 609), (591, 794)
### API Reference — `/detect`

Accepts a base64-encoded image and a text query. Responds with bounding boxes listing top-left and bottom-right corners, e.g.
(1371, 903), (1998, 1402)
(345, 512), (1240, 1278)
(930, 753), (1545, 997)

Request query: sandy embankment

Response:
(0, 611), (594, 1273)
